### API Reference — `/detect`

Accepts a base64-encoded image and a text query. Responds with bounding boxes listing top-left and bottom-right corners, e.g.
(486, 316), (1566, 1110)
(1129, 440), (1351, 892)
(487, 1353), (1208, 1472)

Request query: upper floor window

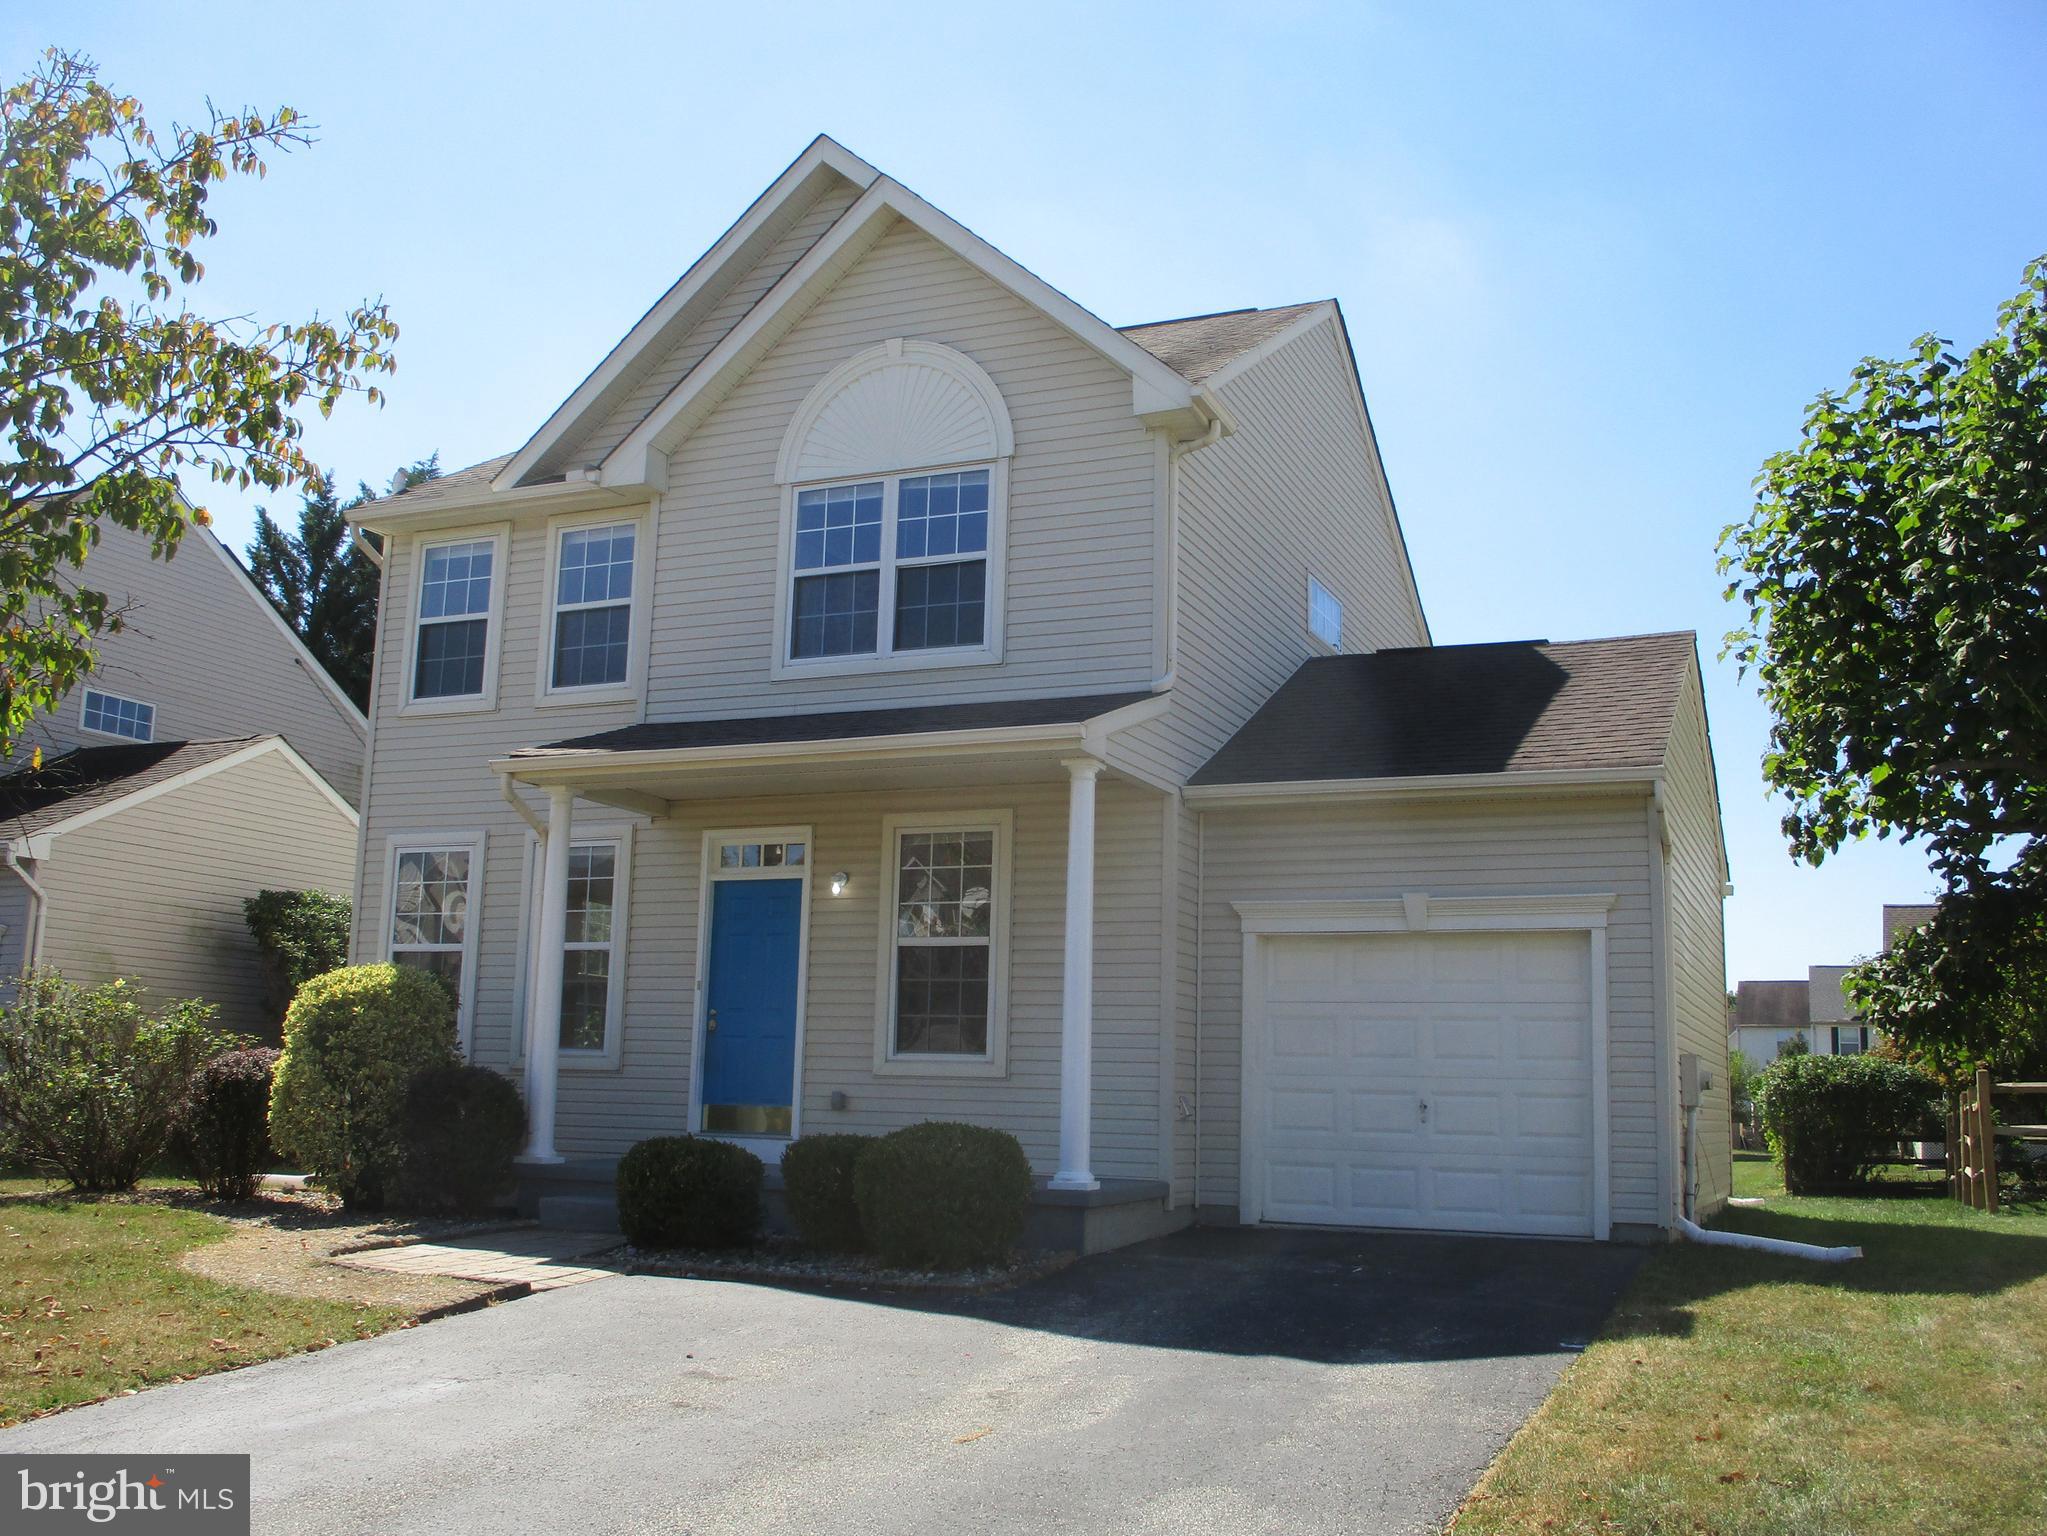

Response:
(550, 523), (637, 689)
(81, 688), (154, 742)
(789, 468), (991, 662)
(773, 338), (1013, 679)
(1307, 576), (1343, 649)
(410, 531), (505, 707)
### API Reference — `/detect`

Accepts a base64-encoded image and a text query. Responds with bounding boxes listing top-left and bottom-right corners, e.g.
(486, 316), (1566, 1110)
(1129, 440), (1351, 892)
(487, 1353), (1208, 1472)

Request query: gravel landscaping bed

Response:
(621, 1235), (1070, 1293)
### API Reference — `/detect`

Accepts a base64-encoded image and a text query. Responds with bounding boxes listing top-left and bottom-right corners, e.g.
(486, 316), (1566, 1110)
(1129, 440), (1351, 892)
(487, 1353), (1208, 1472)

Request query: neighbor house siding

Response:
(12, 523), (367, 805)
(436, 778), (1169, 1180)
(32, 749), (358, 1036)
(1194, 793), (1663, 1228)
(0, 878), (30, 979)
(1662, 665), (1732, 1217)
(1114, 314), (1427, 788)
(643, 218), (1160, 716)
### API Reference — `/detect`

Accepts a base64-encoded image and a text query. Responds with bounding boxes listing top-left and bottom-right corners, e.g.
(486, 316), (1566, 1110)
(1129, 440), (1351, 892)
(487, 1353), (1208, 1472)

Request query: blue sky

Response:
(13, 3), (2046, 983)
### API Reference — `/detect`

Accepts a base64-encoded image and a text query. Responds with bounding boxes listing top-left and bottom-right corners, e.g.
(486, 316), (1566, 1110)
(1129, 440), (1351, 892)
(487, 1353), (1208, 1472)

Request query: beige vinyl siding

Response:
(32, 748), (358, 1036)
(1171, 797), (1201, 1202)
(1662, 665), (1732, 1216)
(1116, 314), (1427, 786)
(422, 777), (1168, 1179)
(0, 877), (29, 979)
(1194, 792), (1664, 1228)
(12, 523), (367, 805)
(549, 178), (866, 475)
(644, 218), (1159, 715)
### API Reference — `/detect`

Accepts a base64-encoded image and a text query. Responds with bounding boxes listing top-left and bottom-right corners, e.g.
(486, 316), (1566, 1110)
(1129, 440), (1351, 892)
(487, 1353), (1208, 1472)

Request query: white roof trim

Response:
(1197, 301), (1340, 392)
(603, 175), (1198, 490)
(494, 136), (880, 492)
(13, 735), (359, 854)
(189, 509), (367, 732)
(1183, 765), (1663, 807)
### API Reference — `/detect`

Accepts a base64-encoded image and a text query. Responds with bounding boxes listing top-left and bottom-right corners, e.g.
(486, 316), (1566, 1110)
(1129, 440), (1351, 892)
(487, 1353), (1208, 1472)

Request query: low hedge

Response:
(781, 1133), (873, 1251)
(616, 1135), (763, 1249)
(181, 1046), (280, 1201)
(1754, 1051), (1939, 1194)
(852, 1121), (1032, 1269)
(399, 1064), (526, 1213)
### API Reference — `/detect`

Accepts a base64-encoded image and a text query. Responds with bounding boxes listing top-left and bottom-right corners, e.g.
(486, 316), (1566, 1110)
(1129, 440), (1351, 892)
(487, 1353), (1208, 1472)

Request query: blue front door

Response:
(701, 878), (803, 1135)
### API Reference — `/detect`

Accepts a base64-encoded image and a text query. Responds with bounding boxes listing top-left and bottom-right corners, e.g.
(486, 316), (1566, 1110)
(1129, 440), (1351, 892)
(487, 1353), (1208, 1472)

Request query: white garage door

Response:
(1249, 930), (1597, 1237)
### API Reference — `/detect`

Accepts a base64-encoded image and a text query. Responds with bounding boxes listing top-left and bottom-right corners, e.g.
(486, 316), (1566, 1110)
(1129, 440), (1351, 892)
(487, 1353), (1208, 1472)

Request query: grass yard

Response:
(0, 1179), (405, 1425)
(1452, 1153), (2047, 1536)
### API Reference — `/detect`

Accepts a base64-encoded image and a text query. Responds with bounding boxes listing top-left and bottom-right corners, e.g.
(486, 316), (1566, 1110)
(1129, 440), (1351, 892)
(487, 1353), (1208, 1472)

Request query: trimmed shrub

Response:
(615, 1136), (763, 1249)
(1754, 1052), (1939, 1193)
(853, 1121), (1032, 1269)
(781, 1133), (873, 1251)
(243, 890), (352, 1032)
(181, 1047), (280, 1200)
(0, 971), (224, 1191)
(268, 964), (459, 1208)
(399, 1064), (526, 1213)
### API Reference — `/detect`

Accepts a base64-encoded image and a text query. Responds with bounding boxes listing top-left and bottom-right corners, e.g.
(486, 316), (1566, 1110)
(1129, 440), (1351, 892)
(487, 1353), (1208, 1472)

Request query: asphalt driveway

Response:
(6, 1227), (1639, 1535)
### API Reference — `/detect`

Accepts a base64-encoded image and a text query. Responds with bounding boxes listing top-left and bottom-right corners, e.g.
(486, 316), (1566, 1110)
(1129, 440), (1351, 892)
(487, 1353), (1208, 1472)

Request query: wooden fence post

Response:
(1973, 1073), (1989, 1212)
(1946, 1089), (1962, 1200)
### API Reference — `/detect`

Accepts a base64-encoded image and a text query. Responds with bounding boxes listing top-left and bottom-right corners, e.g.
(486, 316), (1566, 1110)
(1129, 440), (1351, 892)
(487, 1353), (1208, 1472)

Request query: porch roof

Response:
(492, 690), (1165, 806)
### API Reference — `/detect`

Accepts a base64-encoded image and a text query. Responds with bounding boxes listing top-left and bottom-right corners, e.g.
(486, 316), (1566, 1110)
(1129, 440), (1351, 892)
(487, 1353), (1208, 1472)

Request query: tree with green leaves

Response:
(247, 454), (437, 707)
(0, 49), (396, 754)
(1720, 255), (2047, 1076)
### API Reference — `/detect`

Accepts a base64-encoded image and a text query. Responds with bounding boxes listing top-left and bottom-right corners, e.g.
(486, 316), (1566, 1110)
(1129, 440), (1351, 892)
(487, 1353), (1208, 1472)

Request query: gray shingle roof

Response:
(1119, 303), (1327, 382)
(1730, 980), (1811, 1037)
(0, 738), (265, 840)
(1189, 633), (1697, 787)
(381, 454), (518, 507)
(514, 691), (1157, 760)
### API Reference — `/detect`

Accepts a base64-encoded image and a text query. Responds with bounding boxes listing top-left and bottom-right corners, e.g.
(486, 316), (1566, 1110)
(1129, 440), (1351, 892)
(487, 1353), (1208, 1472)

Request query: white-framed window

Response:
(1832, 1026), (1869, 1055)
(1307, 575), (1343, 649)
(538, 514), (651, 702)
(516, 825), (632, 1067)
(777, 464), (1003, 674)
(80, 688), (155, 742)
(385, 833), (484, 1049)
(406, 527), (507, 710)
(873, 810), (1012, 1076)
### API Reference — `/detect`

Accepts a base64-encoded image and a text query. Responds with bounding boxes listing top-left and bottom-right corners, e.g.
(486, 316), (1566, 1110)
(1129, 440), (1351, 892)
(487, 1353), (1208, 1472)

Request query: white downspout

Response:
(3, 844), (47, 968)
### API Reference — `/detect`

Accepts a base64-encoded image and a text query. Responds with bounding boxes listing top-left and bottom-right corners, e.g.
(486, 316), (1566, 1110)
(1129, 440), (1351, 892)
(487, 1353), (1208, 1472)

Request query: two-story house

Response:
(0, 517), (365, 1035)
(352, 137), (1729, 1247)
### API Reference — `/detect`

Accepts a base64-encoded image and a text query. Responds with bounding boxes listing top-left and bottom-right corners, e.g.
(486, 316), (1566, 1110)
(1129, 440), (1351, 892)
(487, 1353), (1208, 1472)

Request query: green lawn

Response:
(0, 1182), (402, 1425)
(1453, 1152), (2047, 1536)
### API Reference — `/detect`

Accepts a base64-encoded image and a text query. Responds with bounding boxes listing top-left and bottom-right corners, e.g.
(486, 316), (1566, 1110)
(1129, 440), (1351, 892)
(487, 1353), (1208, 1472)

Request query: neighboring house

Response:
(0, 519), (367, 1035)
(350, 135), (1730, 1246)
(1730, 902), (1938, 1062)
(1729, 979), (1809, 1062)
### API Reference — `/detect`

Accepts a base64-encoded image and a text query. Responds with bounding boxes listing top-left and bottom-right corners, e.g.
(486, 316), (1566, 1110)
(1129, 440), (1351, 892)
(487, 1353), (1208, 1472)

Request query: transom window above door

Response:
(788, 467), (993, 664)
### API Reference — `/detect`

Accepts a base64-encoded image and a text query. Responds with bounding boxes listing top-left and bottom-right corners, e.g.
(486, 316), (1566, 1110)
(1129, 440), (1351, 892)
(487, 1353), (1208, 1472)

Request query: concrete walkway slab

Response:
(333, 1228), (620, 1291)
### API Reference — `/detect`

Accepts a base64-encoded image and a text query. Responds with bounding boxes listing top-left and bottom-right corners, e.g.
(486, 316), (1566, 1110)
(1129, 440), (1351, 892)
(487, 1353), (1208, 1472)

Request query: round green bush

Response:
(852, 1121), (1032, 1269)
(268, 964), (459, 1208)
(181, 1046), (280, 1201)
(399, 1064), (526, 1213)
(1754, 1052), (1939, 1194)
(781, 1133), (873, 1251)
(616, 1135), (763, 1249)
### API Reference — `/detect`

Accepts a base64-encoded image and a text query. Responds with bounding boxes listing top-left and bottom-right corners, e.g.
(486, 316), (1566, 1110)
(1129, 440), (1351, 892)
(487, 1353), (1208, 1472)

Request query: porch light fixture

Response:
(830, 871), (850, 897)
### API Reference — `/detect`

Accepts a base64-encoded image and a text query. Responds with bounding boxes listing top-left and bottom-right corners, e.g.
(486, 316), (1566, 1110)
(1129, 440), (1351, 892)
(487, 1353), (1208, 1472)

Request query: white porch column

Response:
(1052, 756), (1103, 1191)
(521, 784), (573, 1164)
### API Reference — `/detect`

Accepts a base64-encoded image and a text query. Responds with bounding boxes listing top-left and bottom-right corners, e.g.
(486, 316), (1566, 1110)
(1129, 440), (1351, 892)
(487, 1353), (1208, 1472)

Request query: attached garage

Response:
(1186, 634), (1733, 1242)
(1238, 912), (1609, 1238)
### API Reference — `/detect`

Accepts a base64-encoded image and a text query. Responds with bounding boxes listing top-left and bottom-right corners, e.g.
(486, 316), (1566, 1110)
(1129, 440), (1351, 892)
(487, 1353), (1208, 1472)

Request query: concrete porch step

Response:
(537, 1193), (621, 1234)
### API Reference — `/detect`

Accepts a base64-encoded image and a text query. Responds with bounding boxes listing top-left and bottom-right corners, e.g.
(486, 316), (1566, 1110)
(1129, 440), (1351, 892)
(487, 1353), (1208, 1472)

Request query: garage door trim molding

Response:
(1234, 893), (1616, 1239)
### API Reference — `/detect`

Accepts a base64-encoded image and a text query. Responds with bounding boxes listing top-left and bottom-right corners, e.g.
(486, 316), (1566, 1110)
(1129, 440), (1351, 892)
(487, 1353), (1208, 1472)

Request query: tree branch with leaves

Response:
(0, 48), (396, 753)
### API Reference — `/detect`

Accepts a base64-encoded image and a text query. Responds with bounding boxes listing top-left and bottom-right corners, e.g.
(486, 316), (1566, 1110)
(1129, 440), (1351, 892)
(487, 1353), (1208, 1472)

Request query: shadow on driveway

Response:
(812, 1225), (1644, 1365)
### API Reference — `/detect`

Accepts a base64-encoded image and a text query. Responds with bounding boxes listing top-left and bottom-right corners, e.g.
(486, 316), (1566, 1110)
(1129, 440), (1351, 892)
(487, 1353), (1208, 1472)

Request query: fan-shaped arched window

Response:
(770, 338), (1013, 676)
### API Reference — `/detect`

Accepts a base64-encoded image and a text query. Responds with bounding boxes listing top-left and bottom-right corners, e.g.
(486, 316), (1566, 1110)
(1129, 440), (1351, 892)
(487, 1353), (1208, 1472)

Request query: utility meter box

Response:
(1679, 1052), (1714, 1109)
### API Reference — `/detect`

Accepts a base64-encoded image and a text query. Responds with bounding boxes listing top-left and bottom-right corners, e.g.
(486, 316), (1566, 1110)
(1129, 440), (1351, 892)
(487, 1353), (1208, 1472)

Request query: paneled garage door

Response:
(1248, 930), (1597, 1237)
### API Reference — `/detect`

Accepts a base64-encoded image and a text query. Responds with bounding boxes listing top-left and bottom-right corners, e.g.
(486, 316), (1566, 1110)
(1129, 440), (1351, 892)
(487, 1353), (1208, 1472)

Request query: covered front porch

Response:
(487, 691), (1182, 1240)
